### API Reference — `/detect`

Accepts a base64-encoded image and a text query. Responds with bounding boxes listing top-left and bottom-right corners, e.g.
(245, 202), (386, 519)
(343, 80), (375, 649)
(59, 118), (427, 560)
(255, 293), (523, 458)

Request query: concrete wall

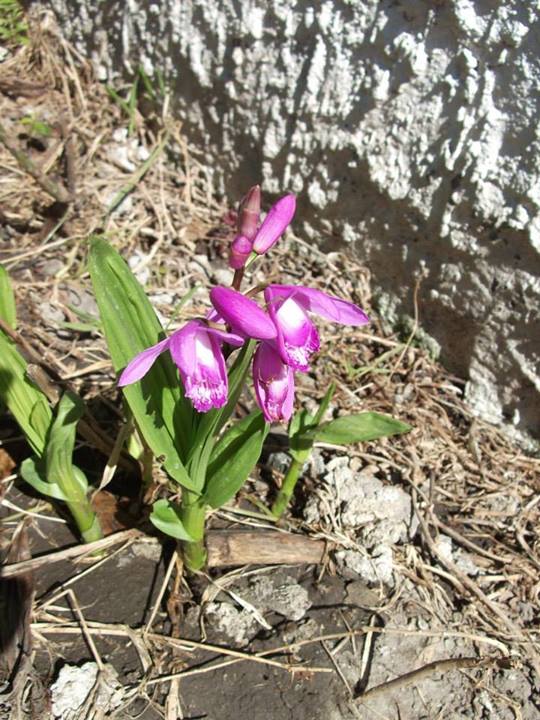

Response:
(44, 0), (540, 440)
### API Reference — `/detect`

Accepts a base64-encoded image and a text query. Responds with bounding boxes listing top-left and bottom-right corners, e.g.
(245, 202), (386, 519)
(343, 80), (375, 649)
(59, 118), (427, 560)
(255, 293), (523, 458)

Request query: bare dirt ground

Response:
(0, 12), (539, 720)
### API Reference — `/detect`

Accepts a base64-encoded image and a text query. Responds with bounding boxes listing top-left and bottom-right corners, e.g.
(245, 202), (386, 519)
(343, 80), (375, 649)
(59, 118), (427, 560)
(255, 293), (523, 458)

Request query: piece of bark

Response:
(206, 530), (326, 567)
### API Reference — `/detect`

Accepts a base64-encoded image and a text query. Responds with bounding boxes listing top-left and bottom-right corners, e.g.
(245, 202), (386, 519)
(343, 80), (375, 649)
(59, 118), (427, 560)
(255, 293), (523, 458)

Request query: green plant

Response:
(106, 65), (167, 135)
(270, 385), (411, 519)
(0, 0), (28, 46)
(0, 264), (102, 542)
(89, 237), (267, 569)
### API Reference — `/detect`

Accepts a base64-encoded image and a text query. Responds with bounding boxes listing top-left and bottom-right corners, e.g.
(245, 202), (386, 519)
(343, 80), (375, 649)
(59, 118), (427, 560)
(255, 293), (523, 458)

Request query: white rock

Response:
(51, 662), (98, 717)
(128, 251), (150, 285)
(312, 460), (417, 548)
(336, 544), (395, 585)
(51, 662), (123, 718)
(246, 575), (312, 622)
(204, 602), (258, 646)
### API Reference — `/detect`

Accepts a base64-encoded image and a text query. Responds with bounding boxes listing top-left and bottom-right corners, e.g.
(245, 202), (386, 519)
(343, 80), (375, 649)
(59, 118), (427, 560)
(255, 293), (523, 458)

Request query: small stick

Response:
(411, 488), (540, 677)
(143, 550), (177, 636)
(41, 588), (104, 672)
(206, 529), (326, 566)
(147, 634), (333, 680)
(1, 529), (143, 578)
(357, 656), (497, 702)
(60, 118), (77, 197)
(433, 515), (513, 564)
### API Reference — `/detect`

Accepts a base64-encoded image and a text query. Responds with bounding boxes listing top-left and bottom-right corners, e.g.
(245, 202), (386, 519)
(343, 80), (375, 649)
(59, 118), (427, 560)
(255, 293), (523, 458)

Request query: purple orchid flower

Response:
(252, 194), (296, 255)
(253, 342), (295, 423)
(264, 285), (369, 372)
(118, 320), (244, 413)
(210, 286), (277, 340)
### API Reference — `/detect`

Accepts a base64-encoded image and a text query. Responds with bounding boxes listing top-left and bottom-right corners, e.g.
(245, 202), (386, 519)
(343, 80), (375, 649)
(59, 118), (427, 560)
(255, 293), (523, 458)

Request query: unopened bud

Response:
(252, 194), (296, 255)
(229, 235), (253, 269)
(237, 185), (261, 240)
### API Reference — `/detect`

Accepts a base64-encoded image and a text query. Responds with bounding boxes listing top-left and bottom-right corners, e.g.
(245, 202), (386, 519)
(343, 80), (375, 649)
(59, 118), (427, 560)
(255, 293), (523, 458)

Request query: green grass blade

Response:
(88, 237), (195, 490)
(0, 264), (16, 328)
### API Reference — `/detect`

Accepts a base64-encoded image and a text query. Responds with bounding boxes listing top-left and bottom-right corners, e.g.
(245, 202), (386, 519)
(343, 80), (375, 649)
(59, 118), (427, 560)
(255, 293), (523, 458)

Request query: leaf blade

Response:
(314, 412), (411, 445)
(203, 411), (268, 509)
(150, 499), (194, 541)
(0, 264), (16, 328)
(0, 333), (52, 456)
(88, 237), (196, 490)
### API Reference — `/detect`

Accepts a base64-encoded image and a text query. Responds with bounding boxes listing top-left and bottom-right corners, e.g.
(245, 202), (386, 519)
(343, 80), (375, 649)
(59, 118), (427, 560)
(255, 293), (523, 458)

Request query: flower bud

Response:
(252, 194), (296, 255)
(237, 185), (261, 240)
(229, 234), (253, 269)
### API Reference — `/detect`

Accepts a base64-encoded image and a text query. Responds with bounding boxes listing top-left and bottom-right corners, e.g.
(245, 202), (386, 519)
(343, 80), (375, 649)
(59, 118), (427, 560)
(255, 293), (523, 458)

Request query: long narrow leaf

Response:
(314, 412), (411, 445)
(26, 391), (102, 542)
(0, 332), (52, 456)
(88, 237), (196, 490)
(187, 340), (256, 492)
(203, 411), (268, 508)
(45, 392), (87, 492)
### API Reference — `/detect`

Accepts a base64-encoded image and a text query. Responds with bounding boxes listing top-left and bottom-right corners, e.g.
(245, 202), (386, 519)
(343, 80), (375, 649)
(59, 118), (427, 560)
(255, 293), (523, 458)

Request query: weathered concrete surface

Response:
(43, 0), (540, 439)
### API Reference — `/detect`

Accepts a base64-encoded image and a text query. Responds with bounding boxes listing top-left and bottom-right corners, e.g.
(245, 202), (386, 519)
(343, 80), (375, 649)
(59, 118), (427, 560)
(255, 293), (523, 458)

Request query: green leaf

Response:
(0, 332), (52, 456)
(314, 412), (412, 445)
(288, 384), (336, 462)
(88, 237), (195, 490)
(289, 409), (316, 462)
(0, 264), (16, 328)
(20, 457), (70, 501)
(203, 411), (268, 509)
(45, 392), (85, 493)
(187, 340), (256, 492)
(150, 498), (194, 541)
(312, 382), (335, 425)
(61, 321), (99, 333)
(22, 393), (102, 541)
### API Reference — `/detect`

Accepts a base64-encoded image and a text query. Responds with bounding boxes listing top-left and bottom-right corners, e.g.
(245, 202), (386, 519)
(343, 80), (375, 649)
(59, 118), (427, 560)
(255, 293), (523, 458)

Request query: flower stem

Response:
(232, 268), (244, 291)
(179, 491), (207, 571)
(68, 499), (103, 543)
(270, 456), (305, 520)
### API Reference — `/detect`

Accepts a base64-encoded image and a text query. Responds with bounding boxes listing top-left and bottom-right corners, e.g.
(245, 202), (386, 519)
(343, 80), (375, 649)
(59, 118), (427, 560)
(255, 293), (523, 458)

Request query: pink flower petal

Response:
(253, 342), (295, 423)
(268, 285), (369, 326)
(169, 321), (228, 412)
(205, 326), (245, 347)
(210, 287), (277, 340)
(252, 194), (296, 254)
(265, 288), (320, 371)
(118, 337), (170, 386)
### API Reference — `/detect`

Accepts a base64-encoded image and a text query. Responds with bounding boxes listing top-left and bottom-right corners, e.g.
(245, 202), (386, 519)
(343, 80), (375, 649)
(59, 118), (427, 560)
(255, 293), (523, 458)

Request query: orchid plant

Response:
(0, 265), (102, 543)
(90, 187), (410, 570)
